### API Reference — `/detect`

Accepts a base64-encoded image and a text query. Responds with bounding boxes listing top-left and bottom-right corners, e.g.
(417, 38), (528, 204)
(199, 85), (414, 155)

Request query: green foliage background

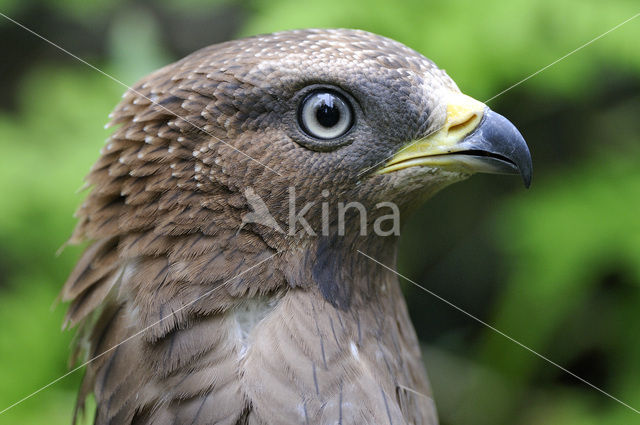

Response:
(0, 1), (638, 424)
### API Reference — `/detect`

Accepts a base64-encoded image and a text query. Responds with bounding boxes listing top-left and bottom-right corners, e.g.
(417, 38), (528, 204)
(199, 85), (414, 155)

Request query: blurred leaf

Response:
(477, 145), (640, 421)
(0, 65), (119, 423)
(0, 0), (125, 19)
(108, 7), (172, 84)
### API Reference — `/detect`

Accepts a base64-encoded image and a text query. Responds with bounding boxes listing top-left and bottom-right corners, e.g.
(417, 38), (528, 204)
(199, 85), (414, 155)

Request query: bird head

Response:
(114, 29), (530, 238)
(62, 29), (534, 422)
(76, 28), (531, 309)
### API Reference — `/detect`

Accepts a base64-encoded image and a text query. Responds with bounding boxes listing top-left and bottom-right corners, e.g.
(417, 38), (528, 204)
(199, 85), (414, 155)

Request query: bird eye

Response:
(298, 91), (354, 140)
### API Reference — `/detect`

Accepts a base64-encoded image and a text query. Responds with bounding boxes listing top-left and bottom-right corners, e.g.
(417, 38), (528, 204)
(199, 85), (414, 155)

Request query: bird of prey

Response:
(62, 29), (531, 425)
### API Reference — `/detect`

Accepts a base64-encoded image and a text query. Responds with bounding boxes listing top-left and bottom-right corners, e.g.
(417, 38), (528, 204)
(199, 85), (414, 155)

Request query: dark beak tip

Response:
(519, 151), (533, 189)
(520, 146), (533, 189)
(477, 109), (533, 189)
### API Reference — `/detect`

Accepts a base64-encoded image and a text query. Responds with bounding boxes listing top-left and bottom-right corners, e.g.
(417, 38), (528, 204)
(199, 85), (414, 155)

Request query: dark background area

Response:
(0, 1), (638, 424)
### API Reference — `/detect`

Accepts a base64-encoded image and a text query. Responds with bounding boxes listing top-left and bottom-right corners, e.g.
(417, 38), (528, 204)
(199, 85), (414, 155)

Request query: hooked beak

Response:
(377, 93), (532, 188)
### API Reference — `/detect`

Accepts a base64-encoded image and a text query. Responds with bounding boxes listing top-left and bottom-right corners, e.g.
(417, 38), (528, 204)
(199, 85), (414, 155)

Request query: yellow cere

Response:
(377, 92), (486, 174)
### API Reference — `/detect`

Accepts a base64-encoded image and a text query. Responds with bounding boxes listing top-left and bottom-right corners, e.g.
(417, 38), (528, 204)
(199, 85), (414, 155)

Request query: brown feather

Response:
(59, 29), (468, 425)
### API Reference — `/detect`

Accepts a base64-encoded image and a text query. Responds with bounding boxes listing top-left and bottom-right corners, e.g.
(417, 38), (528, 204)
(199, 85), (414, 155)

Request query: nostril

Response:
(448, 114), (478, 134)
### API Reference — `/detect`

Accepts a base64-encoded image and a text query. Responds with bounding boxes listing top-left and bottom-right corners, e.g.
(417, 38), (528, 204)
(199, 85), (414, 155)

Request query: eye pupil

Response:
(299, 90), (354, 141)
(315, 100), (341, 128)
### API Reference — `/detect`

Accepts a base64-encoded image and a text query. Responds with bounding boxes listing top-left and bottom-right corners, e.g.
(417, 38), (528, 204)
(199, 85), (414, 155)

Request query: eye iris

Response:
(299, 90), (354, 140)
(315, 96), (341, 128)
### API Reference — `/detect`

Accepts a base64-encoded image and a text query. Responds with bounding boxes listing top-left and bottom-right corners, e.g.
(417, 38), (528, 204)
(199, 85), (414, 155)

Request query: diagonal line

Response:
(397, 384), (432, 400)
(0, 252), (278, 416)
(357, 250), (640, 415)
(484, 12), (640, 104)
(358, 12), (639, 177)
(0, 12), (282, 177)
